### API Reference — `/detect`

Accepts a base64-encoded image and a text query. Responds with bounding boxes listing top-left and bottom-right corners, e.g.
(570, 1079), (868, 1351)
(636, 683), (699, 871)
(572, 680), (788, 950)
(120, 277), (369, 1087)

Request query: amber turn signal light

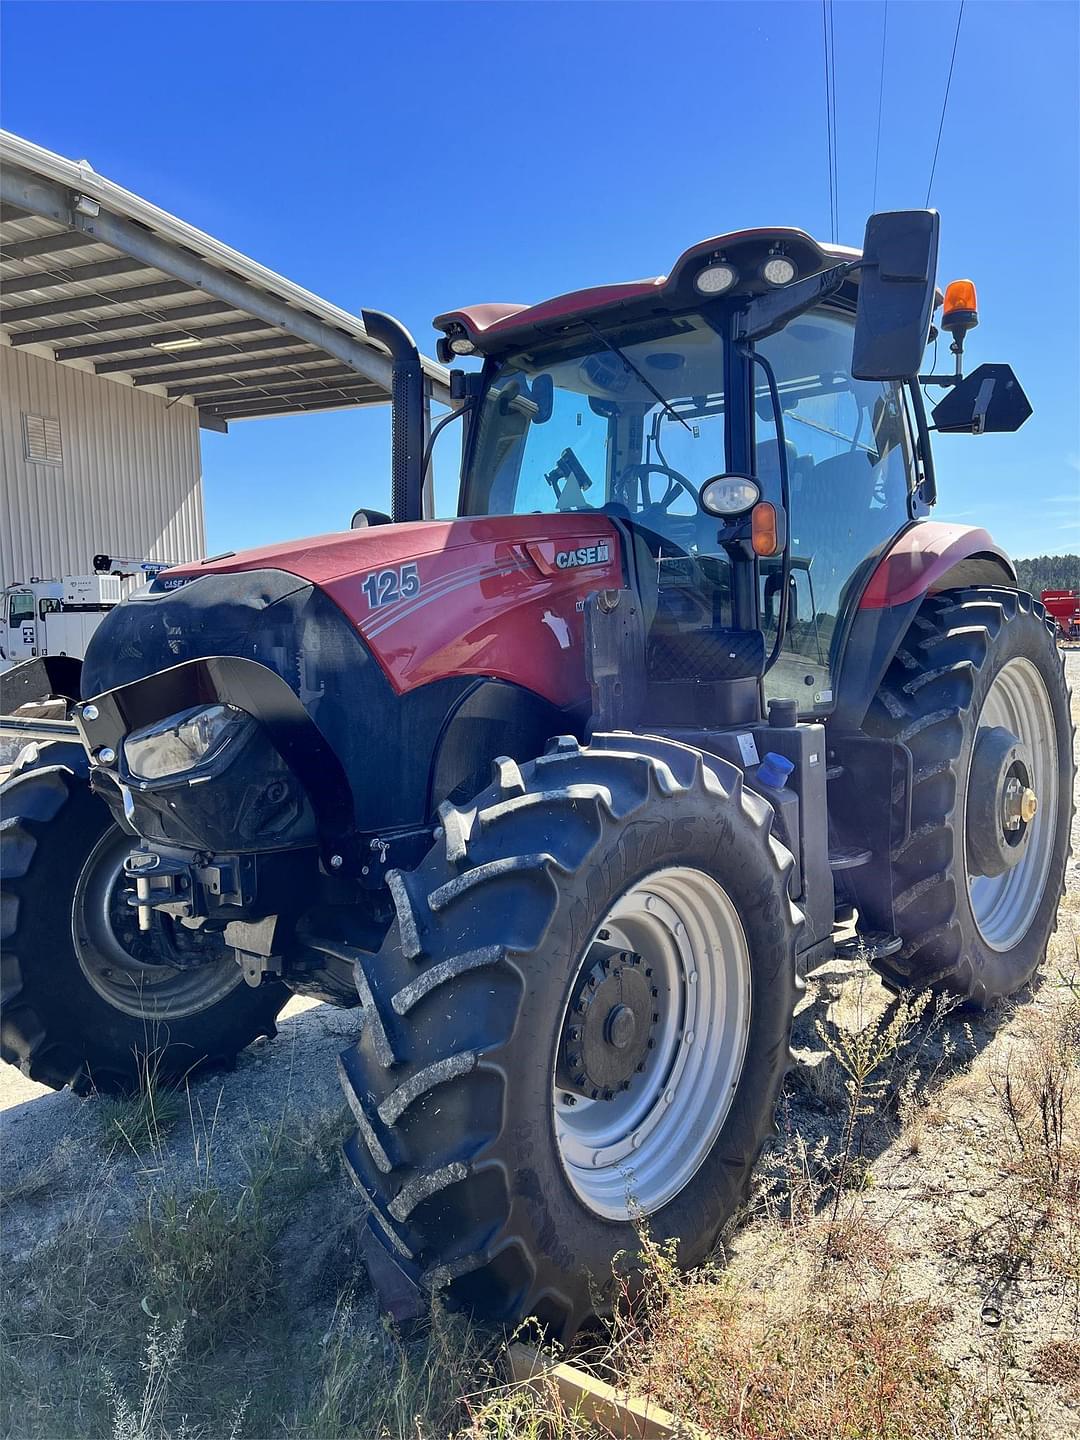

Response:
(751, 502), (781, 557)
(942, 278), (978, 334)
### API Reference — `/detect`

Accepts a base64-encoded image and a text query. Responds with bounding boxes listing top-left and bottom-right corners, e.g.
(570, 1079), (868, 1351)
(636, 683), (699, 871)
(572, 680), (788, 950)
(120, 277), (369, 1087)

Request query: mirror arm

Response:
(735, 260), (864, 343)
(919, 332), (967, 388)
(422, 399), (475, 489)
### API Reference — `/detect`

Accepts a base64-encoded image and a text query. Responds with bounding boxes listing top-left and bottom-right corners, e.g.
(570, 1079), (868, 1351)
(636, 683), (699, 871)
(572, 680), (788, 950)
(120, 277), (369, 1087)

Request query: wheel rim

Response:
(552, 866), (751, 1220)
(966, 656), (1059, 951)
(72, 827), (243, 1019)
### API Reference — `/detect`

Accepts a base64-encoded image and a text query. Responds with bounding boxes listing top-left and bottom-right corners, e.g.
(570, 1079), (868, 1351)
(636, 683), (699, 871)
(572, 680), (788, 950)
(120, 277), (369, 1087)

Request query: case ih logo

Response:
(554, 542), (611, 570)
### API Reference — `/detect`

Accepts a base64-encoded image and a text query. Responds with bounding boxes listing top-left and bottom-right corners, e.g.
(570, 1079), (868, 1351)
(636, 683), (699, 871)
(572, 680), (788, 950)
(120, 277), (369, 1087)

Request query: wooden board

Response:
(507, 1342), (704, 1439)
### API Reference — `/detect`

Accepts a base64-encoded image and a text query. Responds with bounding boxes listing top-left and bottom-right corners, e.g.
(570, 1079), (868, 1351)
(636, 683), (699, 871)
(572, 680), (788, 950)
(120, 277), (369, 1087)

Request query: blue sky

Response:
(2, 0), (1077, 558)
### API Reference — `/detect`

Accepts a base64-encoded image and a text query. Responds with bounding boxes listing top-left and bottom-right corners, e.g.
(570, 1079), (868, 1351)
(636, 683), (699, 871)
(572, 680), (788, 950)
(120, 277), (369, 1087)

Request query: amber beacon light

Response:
(942, 278), (979, 336)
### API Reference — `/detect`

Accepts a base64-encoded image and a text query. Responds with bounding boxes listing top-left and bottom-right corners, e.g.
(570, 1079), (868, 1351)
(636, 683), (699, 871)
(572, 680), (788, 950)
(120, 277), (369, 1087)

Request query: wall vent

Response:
(23, 412), (63, 465)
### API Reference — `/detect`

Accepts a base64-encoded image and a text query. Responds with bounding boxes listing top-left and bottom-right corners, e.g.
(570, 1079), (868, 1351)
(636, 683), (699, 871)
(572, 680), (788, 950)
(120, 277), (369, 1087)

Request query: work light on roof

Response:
(694, 262), (738, 296)
(449, 336), (477, 355)
(761, 254), (797, 287)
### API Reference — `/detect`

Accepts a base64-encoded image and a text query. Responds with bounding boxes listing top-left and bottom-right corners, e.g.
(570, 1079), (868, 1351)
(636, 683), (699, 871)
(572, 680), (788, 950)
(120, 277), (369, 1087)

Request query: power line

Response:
(925, 0), (965, 208)
(829, 1), (839, 237)
(822, 0), (838, 242)
(872, 1), (889, 212)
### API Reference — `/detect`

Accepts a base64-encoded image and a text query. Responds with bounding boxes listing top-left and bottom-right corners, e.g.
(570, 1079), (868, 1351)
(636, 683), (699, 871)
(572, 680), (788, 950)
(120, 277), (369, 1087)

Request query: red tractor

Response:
(2, 210), (1073, 1335)
(1042, 589), (1080, 642)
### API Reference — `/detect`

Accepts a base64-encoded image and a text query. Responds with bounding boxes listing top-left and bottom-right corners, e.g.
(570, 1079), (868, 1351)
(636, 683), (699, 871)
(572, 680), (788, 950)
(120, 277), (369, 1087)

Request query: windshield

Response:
(461, 315), (727, 547)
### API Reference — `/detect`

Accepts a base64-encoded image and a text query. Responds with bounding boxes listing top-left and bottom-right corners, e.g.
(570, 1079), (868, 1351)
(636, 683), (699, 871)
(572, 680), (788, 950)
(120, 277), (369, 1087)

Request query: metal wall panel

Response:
(0, 344), (205, 588)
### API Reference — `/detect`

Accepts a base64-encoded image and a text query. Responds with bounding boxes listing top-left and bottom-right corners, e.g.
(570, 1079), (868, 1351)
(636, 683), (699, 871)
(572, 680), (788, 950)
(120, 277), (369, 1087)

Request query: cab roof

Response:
(434, 228), (860, 359)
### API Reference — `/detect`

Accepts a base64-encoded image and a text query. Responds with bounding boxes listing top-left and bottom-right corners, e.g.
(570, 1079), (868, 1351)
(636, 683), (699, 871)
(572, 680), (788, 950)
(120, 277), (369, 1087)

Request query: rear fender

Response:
(831, 522), (1017, 733)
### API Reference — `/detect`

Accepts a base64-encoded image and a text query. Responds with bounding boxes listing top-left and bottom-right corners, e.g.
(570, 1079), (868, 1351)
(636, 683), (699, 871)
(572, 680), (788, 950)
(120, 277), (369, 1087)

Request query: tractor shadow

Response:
(758, 951), (1043, 1221)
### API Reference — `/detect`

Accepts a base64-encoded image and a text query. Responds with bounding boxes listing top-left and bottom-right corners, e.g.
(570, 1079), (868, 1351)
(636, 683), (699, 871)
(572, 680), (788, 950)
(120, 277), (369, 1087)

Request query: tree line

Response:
(1014, 554), (1080, 595)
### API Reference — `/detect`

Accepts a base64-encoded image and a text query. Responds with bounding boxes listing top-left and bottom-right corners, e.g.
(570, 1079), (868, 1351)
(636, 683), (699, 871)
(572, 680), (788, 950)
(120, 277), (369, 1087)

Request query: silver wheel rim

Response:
(967, 656), (1058, 951)
(72, 827), (243, 1019)
(552, 866), (752, 1220)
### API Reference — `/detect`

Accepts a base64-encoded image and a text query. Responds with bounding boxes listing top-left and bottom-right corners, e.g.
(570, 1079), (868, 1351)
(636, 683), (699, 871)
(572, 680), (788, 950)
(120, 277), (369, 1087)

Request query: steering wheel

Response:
(621, 462), (698, 514)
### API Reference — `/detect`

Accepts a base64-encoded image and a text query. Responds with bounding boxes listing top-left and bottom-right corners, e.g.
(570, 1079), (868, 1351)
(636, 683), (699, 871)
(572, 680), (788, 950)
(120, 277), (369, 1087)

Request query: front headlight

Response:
(124, 703), (248, 781)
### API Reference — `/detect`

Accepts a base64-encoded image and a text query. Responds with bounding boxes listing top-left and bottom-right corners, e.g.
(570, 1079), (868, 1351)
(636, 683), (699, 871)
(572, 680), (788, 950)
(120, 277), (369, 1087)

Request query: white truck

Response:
(0, 573), (123, 670)
(0, 560), (168, 671)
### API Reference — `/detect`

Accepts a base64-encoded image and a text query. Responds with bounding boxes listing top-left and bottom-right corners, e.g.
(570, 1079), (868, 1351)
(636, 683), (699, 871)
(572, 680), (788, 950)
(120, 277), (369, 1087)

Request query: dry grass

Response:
(6, 870), (1080, 1440)
(4, 955), (1077, 1440)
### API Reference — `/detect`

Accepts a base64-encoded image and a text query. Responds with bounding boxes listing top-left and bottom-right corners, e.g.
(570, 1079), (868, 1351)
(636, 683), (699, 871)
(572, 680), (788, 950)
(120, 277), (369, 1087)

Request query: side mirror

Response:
(351, 508), (393, 529)
(852, 210), (940, 381)
(529, 373), (554, 424)
(931, 363), (1033, 434)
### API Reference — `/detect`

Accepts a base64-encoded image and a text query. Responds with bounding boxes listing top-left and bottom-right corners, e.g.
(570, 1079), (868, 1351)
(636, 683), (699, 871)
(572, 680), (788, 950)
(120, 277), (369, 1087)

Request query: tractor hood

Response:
(138, 513), (623, 706)
(80, 513), (624, 839)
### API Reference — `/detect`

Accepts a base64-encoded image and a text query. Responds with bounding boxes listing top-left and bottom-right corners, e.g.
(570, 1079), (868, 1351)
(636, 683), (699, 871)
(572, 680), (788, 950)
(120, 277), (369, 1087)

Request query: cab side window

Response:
(756, 307), (916, 709)
(8, 590), (35, 628)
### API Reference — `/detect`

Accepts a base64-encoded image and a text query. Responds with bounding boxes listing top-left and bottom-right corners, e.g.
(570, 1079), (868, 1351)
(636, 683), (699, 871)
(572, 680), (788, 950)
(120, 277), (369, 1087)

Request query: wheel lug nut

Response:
(635, 1062), (646, 1072)
(665, 1088), (674, 1105)
(631, 1132), (642, 1149)
(685, 1030), (695, 1046)
(650, 986), (659, 998)
(689, 971), (698, 985)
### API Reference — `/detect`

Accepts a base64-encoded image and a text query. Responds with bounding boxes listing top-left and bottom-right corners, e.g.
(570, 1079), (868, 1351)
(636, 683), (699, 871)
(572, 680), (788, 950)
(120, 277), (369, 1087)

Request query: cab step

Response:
(828, 845), (872, 871)
(835, 931), (904, 963)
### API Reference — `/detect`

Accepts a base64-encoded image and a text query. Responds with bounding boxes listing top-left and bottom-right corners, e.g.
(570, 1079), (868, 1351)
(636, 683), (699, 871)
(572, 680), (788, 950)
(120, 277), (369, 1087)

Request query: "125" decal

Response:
(361, 563), (421, 609)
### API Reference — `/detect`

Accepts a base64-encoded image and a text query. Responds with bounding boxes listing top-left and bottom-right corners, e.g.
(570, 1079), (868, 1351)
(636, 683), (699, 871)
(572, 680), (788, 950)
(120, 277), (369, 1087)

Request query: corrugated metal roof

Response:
(0, 132), (450, 430)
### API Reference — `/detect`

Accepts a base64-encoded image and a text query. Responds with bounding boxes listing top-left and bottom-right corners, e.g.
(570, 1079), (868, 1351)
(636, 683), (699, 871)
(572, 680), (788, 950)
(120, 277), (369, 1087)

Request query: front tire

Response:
(1, 752), (287, 1094)
(865, 588), (1074, 1006)
(338, 733), (801, 1335)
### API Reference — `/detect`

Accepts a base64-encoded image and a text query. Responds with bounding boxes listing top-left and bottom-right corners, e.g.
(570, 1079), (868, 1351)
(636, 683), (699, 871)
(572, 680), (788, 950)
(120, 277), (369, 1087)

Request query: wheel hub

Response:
(966, 725), (1037, 877)
(551, 867), (753, 1220)
(965, 656), (1060, 953)
(556, 944), (657, 1100)
(73, 826), (242, 1020)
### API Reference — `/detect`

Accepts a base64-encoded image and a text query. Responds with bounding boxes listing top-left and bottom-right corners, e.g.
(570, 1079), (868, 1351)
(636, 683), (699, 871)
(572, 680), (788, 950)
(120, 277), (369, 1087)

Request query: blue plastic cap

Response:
(757, 751), (795, 789)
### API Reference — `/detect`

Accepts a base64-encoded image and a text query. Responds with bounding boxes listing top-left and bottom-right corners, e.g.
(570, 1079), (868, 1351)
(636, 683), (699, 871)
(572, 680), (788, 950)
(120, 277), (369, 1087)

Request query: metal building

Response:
(0, 131), (449, 592)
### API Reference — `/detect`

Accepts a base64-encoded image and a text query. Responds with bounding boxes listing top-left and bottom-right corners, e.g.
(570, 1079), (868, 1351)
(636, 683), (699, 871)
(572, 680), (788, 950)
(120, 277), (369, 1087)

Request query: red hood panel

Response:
(168, 515), (623, 707)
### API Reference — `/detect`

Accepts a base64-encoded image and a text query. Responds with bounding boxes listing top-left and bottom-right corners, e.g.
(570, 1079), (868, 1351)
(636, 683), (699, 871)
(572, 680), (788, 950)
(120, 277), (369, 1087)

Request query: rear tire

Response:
(338, 733), (801, 1335)
(865, 588), (1074, 1006)
(1, 748), (286, 1094)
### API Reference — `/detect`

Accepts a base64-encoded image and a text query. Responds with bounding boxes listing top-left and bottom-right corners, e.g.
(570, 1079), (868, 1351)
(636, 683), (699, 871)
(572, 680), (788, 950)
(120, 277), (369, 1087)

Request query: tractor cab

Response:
(438, 212), (1028, 737)
(455, 298), (917, 716)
